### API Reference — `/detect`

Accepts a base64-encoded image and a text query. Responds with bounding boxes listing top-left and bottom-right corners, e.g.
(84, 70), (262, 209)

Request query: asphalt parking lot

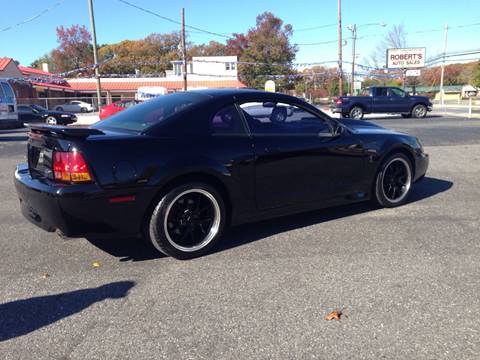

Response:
(1, 115), (479, 359)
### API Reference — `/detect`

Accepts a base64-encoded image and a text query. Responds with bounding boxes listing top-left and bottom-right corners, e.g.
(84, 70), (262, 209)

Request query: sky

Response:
(1, 0), (479, 70)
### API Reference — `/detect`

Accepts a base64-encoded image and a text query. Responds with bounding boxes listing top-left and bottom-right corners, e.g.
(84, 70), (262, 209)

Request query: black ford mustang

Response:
(14, 89), (428, 259)
(17, 104), (77, 125)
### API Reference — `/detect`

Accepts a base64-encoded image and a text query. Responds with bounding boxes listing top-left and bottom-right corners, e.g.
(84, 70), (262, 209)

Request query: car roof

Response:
(190, 88), (304, 103)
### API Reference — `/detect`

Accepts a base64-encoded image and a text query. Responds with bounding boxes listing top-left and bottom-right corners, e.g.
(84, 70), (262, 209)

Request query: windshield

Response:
(31, 104), (47, 112)
(93, 92), (209, 132)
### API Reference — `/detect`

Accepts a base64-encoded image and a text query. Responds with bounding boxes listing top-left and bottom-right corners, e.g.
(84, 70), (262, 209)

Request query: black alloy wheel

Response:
(374, 153), (413, 207)
(147, 183), (225, 259)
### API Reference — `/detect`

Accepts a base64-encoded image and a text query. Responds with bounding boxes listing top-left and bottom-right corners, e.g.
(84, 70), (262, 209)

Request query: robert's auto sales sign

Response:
(387, 47), (426, 69)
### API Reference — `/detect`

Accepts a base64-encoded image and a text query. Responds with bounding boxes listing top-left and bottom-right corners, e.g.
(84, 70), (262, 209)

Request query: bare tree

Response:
(370, 25), (407, 68)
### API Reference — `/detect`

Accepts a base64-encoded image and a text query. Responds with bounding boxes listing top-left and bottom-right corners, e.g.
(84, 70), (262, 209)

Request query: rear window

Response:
(94, 92), (208, 132)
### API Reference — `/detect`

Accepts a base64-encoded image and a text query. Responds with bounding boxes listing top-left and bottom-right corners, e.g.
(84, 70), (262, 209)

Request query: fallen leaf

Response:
(325, 310), (342, 321)
(41, 273), (50, 279)
(92, 261), (101, 268)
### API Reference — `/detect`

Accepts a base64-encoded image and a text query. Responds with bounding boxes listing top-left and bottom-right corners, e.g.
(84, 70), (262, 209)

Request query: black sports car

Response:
(14, 89), (428, 259)
(17, 104), (77, 125)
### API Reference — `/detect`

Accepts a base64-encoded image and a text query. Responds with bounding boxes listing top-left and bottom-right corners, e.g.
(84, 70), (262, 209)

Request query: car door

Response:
(372, 87), (391, 112)
(239, 98), (369, 210)
(388, 87), (410, 112)
(17, 106), (33, 122)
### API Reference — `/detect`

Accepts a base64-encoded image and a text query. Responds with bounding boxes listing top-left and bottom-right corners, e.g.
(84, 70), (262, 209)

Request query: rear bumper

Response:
(330, 106), (342, 114)
(14, 163), (154, 237)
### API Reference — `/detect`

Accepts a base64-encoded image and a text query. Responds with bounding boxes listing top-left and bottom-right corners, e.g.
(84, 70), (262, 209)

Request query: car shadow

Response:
(86, 177), (452, 261)
(0, 281), (134, 342)
(213, 176), (453, 254)
(86, 235), (166, 262)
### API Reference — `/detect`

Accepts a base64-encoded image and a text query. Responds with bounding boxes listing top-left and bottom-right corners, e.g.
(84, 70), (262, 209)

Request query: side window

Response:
(375, 88), (388, 96)
(18, 106), (31, 113)
(240, 101), (330, 135)
(211, 105), (245, 135)
(389, 88), (405, 97)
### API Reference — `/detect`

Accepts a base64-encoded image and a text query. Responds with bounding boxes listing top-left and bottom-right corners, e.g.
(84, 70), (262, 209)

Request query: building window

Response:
(225, 62), (236, 71)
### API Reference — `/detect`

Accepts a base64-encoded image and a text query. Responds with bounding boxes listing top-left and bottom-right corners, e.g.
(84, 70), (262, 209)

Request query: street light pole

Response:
(337, 0), (343, 96)
(350, 24), (357, 95)
(181, 8), (187, 92)
(347, 22), (386, 96)
(439, 23), (448, 105)
(87, 0), (102, 108)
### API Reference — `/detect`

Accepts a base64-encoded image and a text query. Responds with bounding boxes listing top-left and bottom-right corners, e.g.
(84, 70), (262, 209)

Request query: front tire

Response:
(46, 116), (57, 125)
(412, 104), (427, 118)
(147, 183), (226, 259)
(373, 153), (413, 208)
(349, 106), (364, 119)
(80, 107), (88, 113)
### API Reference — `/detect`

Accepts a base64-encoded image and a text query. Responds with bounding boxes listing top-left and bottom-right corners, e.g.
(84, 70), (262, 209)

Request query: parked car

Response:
(14, 89), (428, 260)
(55, 100), (94, 113)
(99, 99), (141, 120)
(17, 104), (77, 125)
(241, 101), (295, 122)
(0, 79), (18, 127)
(331, 86), (433, 119)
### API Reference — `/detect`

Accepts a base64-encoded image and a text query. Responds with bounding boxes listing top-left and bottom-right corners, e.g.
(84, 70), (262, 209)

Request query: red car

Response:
(99, 99), (141, 120)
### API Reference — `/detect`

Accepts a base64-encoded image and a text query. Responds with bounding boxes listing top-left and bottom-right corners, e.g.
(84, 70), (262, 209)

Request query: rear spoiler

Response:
(28, 124), (104, 138)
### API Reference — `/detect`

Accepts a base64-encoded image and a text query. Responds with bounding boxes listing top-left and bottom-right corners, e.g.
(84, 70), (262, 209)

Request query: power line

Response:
(294, 23), (337, 32)
(117, 0), (232, 39)
(0, 0), (64, 32)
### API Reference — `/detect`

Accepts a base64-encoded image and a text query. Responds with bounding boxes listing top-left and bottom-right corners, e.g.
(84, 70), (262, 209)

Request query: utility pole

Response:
(87, 0), (102, 108)
(337, 0), (343, 96)
(350, 24), (357, 95)
(439, 23), (448, 105)
(181, 8), (187, 91)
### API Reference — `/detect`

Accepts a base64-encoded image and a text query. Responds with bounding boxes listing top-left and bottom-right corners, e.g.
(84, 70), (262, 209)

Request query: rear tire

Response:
(146, 183), (226, 259)
(412, 104), (427, 118)
(349, 106), (364, 119)
(373, 153), (413, 208)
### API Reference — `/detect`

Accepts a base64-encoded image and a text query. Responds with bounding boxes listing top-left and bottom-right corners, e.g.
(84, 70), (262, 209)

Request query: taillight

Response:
(53, 151), (92, 183)
(335, 99), (343, 106)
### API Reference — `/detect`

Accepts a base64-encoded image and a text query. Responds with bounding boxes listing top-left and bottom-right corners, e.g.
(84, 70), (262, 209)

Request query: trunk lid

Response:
(27, 125), (104, 180)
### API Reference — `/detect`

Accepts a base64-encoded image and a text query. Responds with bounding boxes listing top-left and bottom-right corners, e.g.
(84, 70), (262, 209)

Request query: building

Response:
(0, 55), (245, 107)
(68, 56), (245, 103)
(0, 57), (74, 107)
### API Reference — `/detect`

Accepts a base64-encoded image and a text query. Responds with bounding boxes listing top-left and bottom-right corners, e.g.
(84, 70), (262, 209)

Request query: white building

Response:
(167, 56), (238, 80)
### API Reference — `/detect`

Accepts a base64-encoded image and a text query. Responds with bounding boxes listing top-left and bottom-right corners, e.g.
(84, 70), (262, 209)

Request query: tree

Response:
(228, 12), (297, 89)
(30, 53), (56, 72)
(52, 25), (94, 73)
(473, 61), (480, 87)
(99, 32), (182, 75)
(370, 25), (407, 68)
(189, 41), (227, 57)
